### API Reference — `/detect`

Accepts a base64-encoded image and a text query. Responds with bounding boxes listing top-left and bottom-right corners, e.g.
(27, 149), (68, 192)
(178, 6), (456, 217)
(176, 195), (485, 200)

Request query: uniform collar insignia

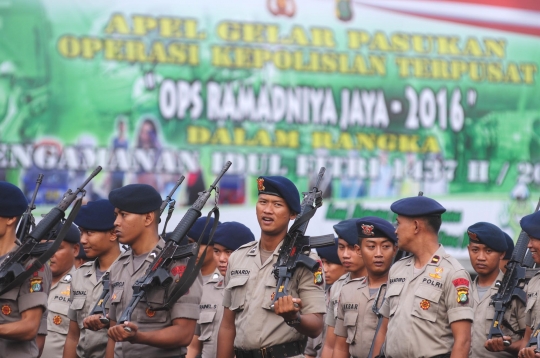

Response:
(63, 274), (72, 283)
(430, 255), (440, 265)
(248, 245), (257, 255)
(212, 273), (220, 280)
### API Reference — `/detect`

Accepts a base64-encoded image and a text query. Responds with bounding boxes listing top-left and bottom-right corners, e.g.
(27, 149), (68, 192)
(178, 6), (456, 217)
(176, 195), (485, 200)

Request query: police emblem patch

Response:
(361, 224), (375, 236)
(30, 277), (43, 293)
(257, 178), (265, 191)
(420, 299), (430, 310)
(1, 305), (11, 315)
(146, 307), (156, 317)
(457, 287), (469, 304)
(53, 315), (62, 325)
(313, 266), (323, 285)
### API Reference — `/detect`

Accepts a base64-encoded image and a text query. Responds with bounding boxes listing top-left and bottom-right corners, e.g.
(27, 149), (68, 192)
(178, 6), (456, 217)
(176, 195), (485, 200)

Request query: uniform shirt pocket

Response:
(526, 294), (537, 327)
(69, 296), (86, 310)
(226, 275), (249, 311)
(386, 283), (404, 317)
(343, 310), (359, 344)
(262, 274), (277, 310)
(136, 305), (168, 323)
(411, 287), (442, 322)
(48, 301), (70, 334)
(198, 310), (217, 341)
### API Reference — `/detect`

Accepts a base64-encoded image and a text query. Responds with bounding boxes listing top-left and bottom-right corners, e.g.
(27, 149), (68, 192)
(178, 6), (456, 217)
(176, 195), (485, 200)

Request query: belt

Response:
(234, 341), (306, 358)
(431, 355), (451, 358)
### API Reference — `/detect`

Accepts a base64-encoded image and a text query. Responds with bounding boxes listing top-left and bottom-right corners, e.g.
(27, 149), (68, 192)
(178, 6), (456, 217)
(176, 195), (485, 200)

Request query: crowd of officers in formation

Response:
(2, 175), (540, 358)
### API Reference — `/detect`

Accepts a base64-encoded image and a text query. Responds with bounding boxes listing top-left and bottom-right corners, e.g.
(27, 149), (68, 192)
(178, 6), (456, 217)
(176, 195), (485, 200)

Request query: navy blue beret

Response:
(521, 211), (540, 239)
(257, 176), (301, 214)
(391, 196), (446, 217)
(333, 219), (359, 246)
(0, 181), (27, 218)
(74, 200), (116, 231)
(187, 217), (220, 245)
(467, 222), (507, 252)
(356, 216), (397, 244)
(503, 232), (514, 260)
(316, 237), (341, 265)
(109, 184), (161, 214)
(213, 221), (255, 251)
(47, 222), (80, 244)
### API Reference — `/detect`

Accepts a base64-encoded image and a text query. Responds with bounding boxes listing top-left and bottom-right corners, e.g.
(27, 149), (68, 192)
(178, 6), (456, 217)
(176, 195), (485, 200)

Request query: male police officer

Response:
(372, 195), (474, 358)
(515, 211), (540, 358)
(305, 238), (346, 358)
(0, 182), (52, 358)
(333, 217), (398, 358)
(321, 219), (366, 358)
(105, 184), (203, 358)
(188, 221), (255, 358)
(467, 222), (526, 357)
(42, 222), (81, 358)
(217, 176), (326, 358)
(63, 199), (121, 358)
(187, 217), (219, 283)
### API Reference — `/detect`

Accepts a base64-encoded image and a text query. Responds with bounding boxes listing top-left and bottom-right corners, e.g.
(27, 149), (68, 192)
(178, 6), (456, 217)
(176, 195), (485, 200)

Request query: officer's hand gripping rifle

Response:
(0, 167), (102, 296)
(16, 174), (44, 244)
(94, 175), (185, 325)
(117, 162), (231, 330)
(489, 198), (540, 346)
(270, 167), (334, 308)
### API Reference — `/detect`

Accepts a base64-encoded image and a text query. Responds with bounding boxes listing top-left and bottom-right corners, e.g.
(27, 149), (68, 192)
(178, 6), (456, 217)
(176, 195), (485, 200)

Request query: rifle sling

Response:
(0, 197), (83, 296)
(160, 206), (220, 310)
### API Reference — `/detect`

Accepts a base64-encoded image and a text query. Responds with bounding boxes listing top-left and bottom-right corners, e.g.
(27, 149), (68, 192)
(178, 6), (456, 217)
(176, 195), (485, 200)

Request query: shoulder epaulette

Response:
(237, 240), (258, 251)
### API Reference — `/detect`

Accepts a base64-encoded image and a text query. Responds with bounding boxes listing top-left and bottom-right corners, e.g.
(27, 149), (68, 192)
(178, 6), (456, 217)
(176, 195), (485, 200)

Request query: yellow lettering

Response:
(487, 62), (503, 82)
(275, 130), (299, 148)
(133, 16), (157, 36)
(437, 36), (461, 56)
(369, 32), (392, 51)
(336, 132), (353, 150)
(285, 26), (310, 46)
(81, 38), (102, 59)
(104, 14), (130, 35)
(347, 30), (370, 50)
(463, 37), (483, 57)
(233, 128), (246, 145)
(356, 133), (376, 151)
(422, 136), (440, 153)
(484, 38), (506, 58)
(390, 33), (409, 52)
(187, 126), (211, 144)
(57, 36), (81, 58)
(312, 132), (333, 148)
(249, 130), (272, 147)
(104, 39), (124, 61)
(521, 64), (537, 84)
(411, 35), (432, 54)
(504, 62), (521, 83)
(395, 57), (411, 77)
(311, 28), (335, 48)
(211, 46), (233, 67)
(211, 128), (232, 145)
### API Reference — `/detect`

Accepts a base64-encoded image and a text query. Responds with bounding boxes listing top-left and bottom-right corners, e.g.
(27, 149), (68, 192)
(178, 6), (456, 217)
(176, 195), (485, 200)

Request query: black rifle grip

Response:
(167, 208), (201, 244)
(27, 208), (65, 242)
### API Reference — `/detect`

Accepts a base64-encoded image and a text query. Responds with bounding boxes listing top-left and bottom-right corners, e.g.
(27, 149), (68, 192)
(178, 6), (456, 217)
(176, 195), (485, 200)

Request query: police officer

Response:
(0, 182), (52, 358)
(305, 238), (347, 358)
(515, 211), (540, 358)
(333, 217), (398, 358)
(187, 221), (255, 358)
(217, 176), (326, 358)
(63, 199), (121, 358)
(372, 195), (474, 358)
(187, 217), (219, 283)
(41, 222), (81, 358)
(467, 222), (526, 357)
(105, 184), (203, 358)
(321, 219), (366, 358)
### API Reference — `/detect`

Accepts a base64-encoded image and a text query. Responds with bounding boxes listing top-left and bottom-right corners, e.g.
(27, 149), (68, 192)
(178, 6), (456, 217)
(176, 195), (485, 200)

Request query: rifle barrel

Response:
(210, 161), (232, 190)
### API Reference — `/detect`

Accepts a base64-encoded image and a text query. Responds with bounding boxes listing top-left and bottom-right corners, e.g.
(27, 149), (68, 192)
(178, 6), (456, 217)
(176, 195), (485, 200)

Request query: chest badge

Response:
(53, 315), (62, 325)
(429, 267), (443, 280)
(146, 307), (156, 317)
(1, 305), (11, 315)
(420, 299), (430, 310)
(30, 277), (43, 293)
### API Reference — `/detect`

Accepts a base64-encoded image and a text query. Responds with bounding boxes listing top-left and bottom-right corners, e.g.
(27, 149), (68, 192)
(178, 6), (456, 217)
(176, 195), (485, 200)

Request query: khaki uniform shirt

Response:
(68, 259), (116, 358)
(0, 256), (52, 358)
(526, 272), (540, 330)
(108, 239), (203, 358)
(470, 271), (526, 358)
(194, 269), (224, 358)
(380, 245), (474, 358)
(305, 285), (331, 357)
(325, 273), (350, 327)
(42, 268), (75, 358)
(223, 240), (326, 354)
(335, 277), (377, 358)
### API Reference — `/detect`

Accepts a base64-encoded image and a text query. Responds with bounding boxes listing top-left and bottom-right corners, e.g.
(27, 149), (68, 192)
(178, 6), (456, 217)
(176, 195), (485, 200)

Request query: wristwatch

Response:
(285, 314), (302, 326)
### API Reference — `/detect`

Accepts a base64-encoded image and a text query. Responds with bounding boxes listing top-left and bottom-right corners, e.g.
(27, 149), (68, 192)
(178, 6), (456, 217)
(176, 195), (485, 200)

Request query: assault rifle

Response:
(0, 167), (101, 296)
(93, 175), (185, 324)
(16, 174), (44, 244)
(489, 198), (540, 346)
(270, 167), (334, 307)
(117, 162), (231, 330)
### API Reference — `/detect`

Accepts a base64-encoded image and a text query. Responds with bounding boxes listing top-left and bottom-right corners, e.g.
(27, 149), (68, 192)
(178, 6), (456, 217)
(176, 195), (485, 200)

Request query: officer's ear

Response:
(73, 243), (81, 258)
(354, 243), (362, 257)
(143, 211), (157, 227)
(109, 228), (118, 242)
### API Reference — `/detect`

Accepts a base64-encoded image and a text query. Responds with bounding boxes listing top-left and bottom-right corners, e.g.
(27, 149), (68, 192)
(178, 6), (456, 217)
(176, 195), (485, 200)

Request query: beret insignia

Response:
(257, 178), (265, 191)
(361, 224), (375, 236)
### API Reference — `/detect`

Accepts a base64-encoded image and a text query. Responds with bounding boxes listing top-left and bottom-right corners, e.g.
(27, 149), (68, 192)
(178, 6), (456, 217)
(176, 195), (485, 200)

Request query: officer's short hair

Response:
(423, 216), (442, 234)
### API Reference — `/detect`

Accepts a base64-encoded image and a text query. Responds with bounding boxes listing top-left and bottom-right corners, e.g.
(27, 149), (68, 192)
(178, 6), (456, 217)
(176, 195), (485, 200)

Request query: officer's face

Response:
(213, 243), (233, 276)
(79, 228), (116, 259)
(527, 236), (540, 265)
(337, 238), (364, 273)
(321, 258), (346, 285)
(394, 215), (416, 251)
(256, 194), (296, 236)
(467, 242), (504, 276)
(49, 241), (78, 277)
(113, 209), (148, 245)
(188, 240), (214, 267)
(357, 238), (397, 276)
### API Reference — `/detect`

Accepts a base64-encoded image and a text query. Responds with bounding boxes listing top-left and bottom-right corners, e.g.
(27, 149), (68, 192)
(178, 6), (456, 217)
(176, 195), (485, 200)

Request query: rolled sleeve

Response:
(445, 270), (473, 323)
(448, 306), (474, 323)
(380, 299), (390, 319)
(170, 272), (202, 320)
(297, 267), (325, 315)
